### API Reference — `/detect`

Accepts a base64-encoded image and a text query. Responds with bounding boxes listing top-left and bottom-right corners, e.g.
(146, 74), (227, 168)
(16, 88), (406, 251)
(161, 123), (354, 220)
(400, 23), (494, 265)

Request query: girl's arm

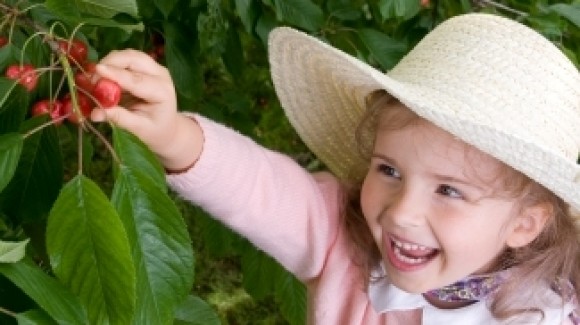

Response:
(90, 49), (202, 172)
(90, 49), (343, 280)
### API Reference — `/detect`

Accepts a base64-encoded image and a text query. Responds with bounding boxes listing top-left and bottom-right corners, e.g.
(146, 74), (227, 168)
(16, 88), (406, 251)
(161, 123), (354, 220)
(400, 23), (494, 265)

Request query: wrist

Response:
(157, 114), (204, 172)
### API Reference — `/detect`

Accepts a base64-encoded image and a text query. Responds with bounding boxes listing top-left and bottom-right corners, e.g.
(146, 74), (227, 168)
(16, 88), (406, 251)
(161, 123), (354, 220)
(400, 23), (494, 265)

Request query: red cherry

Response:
(62, 92), (92, 124)
(155, 45), (165, 58)
(420, 0), (430, 7)
(92, 78), (121, 108)
(0, 37), (8, 48)
(147, 49), (159, 61)
(5, 64), (38, 92)
(58, 39), (88, 64)
(82, 62), (97, 74)
(31, 99), (64, 125)
(74, 71), (94, 92)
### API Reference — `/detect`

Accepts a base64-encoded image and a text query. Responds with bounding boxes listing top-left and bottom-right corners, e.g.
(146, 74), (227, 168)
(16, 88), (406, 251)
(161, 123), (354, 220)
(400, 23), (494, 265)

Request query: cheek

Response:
(360, 176), (377, 220)
(360, 176), (384, 237)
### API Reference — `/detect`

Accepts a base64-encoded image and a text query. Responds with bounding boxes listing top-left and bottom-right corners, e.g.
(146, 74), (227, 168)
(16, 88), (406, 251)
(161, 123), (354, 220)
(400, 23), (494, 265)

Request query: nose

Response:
(386, 185), (426, 228)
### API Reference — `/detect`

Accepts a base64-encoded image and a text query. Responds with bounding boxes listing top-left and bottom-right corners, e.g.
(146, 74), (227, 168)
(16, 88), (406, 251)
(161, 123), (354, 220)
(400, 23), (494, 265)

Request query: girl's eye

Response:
(377, 164), (400, 179)
(437, 184), (463, 199)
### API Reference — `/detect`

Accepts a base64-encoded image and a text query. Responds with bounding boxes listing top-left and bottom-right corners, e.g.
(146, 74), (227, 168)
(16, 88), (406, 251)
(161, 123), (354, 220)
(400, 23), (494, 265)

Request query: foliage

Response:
(0, 0), (579, 324)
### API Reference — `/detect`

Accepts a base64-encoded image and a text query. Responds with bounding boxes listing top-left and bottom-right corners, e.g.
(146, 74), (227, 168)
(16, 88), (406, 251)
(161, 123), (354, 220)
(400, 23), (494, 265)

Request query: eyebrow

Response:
(371, 152), (486, 192)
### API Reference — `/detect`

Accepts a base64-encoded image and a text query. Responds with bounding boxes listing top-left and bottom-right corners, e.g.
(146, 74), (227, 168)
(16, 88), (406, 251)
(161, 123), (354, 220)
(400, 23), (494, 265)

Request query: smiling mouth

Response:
(387, 236), (440, 271)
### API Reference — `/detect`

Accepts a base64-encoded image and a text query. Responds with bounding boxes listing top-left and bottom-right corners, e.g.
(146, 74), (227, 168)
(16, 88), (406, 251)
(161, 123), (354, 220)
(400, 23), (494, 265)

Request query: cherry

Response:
(75, 71), (94, 92)
(62, 92), (92, 124)
(5, 64), (38, 92)
(31, 99), (64, 125)
(82, 62), (97, 74)
(0, 37), (7, 48)
(74, 61), (98, 92)
(421, 0), (430, 7)
(58, 39), (88, 64)
(92, 78), (121, 108)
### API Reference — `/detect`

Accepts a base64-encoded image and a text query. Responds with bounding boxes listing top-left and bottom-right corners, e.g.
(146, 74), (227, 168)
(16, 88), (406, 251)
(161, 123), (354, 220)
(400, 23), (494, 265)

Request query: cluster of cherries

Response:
(1, 36), (121, 125)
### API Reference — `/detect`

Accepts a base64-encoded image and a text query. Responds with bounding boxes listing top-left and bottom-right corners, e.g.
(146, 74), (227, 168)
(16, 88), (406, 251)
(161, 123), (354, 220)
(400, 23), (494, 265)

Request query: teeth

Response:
(394, 247), (427, 264)
(391, 237), (430, 251)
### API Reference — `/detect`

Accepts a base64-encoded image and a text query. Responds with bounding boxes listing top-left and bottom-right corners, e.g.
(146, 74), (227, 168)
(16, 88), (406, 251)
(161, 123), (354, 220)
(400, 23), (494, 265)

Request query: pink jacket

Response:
(166, 115), (575, 324)
(166, 115), (419, 324)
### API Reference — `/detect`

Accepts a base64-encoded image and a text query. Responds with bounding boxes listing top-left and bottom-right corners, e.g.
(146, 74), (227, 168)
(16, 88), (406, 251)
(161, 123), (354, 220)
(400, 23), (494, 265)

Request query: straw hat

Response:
(268, 13), (580, 212)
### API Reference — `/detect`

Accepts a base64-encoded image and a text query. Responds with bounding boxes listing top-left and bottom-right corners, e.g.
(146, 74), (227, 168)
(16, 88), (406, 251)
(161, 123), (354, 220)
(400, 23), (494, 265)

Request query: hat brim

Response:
(268, 26), (580, 211)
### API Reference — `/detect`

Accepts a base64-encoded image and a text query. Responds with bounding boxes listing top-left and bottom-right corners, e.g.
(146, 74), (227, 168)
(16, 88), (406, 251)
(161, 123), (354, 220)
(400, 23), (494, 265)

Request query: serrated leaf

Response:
(550, 4), (580, 29)
(154, 0), (179, 17)
(173, 295), (220, 325)
(358, 28), (407, 70)
(112, 127), (165, 191)
(46, 175), (136, 325)
(0, 79), (28, 134)
(241, 246), (283, 299)
(164, 22), (203, 100)
(276, 272), (306, 325)
(0, 238), (28, 263)
(234, 0), (259, 34)
(16, 309), (58, 325)
(45, 0), (139, 19)
(0, 259), (88, 325)
(0, 116), (62, 222)
(222, 27), (244, 80)
(0, 133), (23, 193)
(378, 0), (420, 20)
(112, 166), (194, 325)
(274, 0), (324, 32)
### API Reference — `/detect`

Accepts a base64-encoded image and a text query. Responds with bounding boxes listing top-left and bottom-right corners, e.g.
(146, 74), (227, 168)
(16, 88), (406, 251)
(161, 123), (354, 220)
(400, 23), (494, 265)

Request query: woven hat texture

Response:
(268, 13), (580, 212)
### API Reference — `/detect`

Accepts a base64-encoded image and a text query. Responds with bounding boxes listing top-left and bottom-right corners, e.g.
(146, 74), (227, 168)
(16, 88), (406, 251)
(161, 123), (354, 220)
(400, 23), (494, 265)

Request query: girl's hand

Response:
(90, 49), (203, 171)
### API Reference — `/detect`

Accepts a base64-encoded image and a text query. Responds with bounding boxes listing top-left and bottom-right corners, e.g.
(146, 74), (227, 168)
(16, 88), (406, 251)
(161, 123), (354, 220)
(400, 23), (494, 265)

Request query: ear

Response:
(505, 203), (552, 248)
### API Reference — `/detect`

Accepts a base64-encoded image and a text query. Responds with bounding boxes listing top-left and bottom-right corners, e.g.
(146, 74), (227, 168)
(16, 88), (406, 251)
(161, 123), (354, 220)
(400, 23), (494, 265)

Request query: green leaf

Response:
(0, 116), (62, 222)
(222, 27), (244, 80)
(112, 166), (194, 325)
(0, 259), (88, 325)
(358, 28), (407, 70)
(275, 272), (306, 325)
(234, 0), (259, 34)
(0, 238), (28, 263)
(173, 295), (220, 325)
(16, 309), (58, 325)
(0, 133), (23, 193)
(0, 77), (31, 134)
(241, 246), (283, 299)
(550, 4), (580, 29)
(46, 175), (136, 325)
(45, 0), (139, 19)
(378, 0), (420, 20)
(326, 0), (362, 22)
(164, 22), (203, 100)
(274, 0), (324, 32)
(154, 0), (179, 17)
(112, 127), (165, 190)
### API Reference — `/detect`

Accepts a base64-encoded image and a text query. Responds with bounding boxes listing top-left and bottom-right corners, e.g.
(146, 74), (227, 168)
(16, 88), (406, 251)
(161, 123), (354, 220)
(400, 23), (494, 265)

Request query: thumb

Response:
(91, 107), (145, 136)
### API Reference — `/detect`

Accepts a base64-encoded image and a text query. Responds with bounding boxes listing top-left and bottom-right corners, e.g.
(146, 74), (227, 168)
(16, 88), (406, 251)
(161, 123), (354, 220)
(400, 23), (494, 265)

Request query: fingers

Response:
(91, 107), (147, 137)
(95, 50), (174, 104)
(98, 49), (168, 77)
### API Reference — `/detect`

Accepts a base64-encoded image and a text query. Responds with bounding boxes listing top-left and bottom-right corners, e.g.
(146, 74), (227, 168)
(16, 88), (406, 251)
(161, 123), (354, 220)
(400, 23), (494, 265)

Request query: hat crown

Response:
(388, 14), (580, 161)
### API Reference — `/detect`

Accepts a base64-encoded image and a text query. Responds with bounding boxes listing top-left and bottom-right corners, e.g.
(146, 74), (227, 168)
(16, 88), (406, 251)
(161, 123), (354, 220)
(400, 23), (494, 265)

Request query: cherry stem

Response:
(83, 121), (122, 166)
(475, 0), (528, 16)
(22, 114), (68, 139)
(0, 306), (17, 318)
(78, 123), (83, 175)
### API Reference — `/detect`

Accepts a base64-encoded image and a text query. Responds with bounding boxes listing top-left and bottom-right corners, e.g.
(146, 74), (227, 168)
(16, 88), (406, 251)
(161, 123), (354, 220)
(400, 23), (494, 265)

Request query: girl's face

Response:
(360, 113), (525, 293)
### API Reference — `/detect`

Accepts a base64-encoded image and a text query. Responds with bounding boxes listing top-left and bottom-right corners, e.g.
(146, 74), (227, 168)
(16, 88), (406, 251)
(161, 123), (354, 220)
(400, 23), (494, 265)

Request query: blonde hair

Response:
(344, 90), (580, 320)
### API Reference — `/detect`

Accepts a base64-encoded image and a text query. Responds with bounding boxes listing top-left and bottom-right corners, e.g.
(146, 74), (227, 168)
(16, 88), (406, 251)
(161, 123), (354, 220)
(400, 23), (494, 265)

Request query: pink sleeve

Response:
(166, 114), (343, 281)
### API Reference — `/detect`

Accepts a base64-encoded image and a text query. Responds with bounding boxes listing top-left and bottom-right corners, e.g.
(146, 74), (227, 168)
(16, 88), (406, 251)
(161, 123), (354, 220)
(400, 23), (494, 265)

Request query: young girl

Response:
(90, 13), (580, 324)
